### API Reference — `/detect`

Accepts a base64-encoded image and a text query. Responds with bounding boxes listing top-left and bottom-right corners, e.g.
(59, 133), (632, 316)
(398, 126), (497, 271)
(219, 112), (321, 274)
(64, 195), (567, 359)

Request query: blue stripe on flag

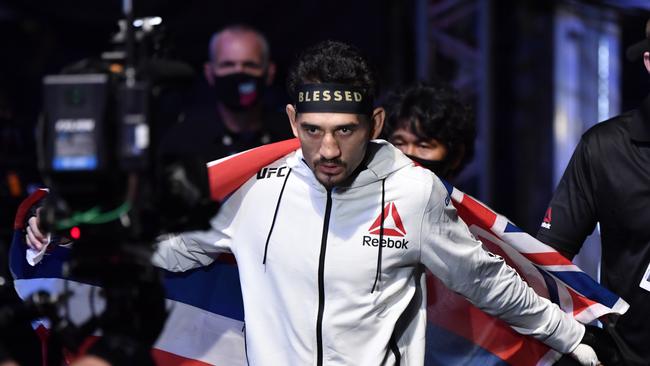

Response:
(10, 231), (68, 280)
(164, 263), (244, 321)
(539, 268), (560, 305)
(439, 178), (453, 197)
(425, 323), (509, 366)
(548, 270), (619, 308)
(504, 222), (523, 233)
(10, 230), (245, 321)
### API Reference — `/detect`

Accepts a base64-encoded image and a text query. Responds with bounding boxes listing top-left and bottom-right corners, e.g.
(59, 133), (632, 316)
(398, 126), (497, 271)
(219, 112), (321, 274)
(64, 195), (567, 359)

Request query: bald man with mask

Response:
(161, 24), (292, 162)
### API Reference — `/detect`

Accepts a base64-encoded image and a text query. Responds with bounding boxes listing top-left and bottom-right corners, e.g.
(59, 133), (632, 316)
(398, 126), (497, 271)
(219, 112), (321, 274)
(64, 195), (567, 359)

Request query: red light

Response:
(70, 226), (81, 240)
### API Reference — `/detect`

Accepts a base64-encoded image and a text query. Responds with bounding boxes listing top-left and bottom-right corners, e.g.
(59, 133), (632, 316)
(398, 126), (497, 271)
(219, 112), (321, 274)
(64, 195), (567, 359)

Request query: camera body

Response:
(23, 14), (217, 361)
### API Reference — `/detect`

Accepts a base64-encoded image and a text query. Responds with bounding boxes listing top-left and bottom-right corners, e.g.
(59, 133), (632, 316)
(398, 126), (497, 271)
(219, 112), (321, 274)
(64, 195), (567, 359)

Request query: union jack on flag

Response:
(424, 181), (629, 365)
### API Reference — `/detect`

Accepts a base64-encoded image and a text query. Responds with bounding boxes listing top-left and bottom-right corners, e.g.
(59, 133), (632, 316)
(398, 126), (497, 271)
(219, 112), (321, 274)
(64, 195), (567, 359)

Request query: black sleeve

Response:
(536, 137), (598, 257)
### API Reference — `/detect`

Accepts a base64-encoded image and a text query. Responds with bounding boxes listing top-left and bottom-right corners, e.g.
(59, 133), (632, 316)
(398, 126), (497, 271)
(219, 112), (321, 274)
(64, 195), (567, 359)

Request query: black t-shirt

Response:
(536, 96), (650, 361)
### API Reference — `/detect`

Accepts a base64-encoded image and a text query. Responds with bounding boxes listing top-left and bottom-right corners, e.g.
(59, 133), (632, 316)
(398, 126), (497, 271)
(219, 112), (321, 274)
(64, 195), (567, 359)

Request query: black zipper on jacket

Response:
(316, 189), (333, 366)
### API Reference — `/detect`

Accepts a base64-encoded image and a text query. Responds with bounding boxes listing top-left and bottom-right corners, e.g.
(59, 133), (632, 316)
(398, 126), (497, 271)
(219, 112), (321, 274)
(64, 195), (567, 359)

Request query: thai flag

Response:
(10, 191), (247, 365)
(11, 139), (628, 365)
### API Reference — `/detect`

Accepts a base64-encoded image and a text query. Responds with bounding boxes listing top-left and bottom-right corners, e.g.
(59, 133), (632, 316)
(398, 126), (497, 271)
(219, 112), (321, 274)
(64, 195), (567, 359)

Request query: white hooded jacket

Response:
(153, 140), (584, 366)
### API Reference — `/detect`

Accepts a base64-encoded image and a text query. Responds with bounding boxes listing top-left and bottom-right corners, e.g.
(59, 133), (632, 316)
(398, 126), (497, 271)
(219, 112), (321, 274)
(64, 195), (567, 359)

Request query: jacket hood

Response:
(286, 139), (414, 191)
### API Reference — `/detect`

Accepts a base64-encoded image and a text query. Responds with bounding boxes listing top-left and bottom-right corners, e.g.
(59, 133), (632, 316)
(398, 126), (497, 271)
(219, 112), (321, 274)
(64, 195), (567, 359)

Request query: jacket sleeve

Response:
(152, 192), (239, 272)
(419, 178), (584, 354)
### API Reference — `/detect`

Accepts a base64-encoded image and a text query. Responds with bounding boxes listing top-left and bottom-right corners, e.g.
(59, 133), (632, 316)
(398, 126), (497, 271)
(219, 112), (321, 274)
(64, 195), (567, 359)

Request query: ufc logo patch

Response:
(257, 167), (289, 179)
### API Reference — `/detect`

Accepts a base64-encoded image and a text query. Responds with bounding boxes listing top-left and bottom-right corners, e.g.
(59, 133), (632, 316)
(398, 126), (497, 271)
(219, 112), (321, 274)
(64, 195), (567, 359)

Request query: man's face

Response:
(389, 122), (448, 161)
(289, 110), (374, 189)
(211, 31), (266, 77)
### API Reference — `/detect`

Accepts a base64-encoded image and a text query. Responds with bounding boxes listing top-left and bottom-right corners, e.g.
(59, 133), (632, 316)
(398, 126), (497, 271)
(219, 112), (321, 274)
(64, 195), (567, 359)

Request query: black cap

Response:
(626, 18), (650, 62)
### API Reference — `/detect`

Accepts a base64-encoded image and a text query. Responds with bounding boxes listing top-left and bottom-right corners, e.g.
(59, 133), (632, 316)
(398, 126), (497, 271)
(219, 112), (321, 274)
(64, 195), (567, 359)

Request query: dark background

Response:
(1, 0), (649, 242)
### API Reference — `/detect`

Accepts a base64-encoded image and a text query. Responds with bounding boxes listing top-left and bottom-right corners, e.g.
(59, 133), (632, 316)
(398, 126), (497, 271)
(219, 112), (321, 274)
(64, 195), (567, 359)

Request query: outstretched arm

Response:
(420, 179), (599, 365)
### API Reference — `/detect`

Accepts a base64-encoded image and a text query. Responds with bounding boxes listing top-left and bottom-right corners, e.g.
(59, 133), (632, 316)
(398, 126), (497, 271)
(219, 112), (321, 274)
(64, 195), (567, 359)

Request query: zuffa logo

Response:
(362, 202), (409, 249)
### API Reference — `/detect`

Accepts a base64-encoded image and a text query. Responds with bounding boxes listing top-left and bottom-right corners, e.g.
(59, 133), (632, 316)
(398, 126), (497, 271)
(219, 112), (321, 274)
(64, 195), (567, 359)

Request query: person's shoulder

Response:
(581, 110), (634, 143)
(392, 162), (436, 183)
(242, 151), (295, 187)
(390, 161), (450, 204)
(220, 152), (295, 210)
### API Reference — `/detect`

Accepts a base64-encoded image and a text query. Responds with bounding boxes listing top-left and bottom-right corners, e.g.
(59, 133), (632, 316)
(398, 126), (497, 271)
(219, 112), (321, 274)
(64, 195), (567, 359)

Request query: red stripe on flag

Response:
(152, 349), (213, 366)
(521, 252), (574, 266)
(208, 139), (300, 201)
(427, 275), (550, 366)
(14, 189), (47, 230)
(35, 325), (49, 366)
(453, 194), (498, 231)
(566, 285), (598, 317)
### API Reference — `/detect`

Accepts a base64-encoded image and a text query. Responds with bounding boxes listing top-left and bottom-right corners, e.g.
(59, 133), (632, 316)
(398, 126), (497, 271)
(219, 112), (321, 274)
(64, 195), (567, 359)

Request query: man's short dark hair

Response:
(382, 82), (476, 175)
(286, 40), (377, 102)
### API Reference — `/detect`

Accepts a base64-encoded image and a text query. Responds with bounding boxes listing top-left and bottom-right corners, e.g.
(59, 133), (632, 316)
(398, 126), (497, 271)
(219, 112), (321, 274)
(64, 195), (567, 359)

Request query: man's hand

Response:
(570, 343), (602, 366)
(25, 207), (48, 251)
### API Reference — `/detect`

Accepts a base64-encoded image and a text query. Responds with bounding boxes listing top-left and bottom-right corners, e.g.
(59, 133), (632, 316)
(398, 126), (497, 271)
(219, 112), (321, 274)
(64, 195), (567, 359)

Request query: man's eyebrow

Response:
(299, 122), (322, 129)
(335, 123), (359, 129)
(216, 60), (262, 67)
(242, 61), (263, 68)
(216, 60), (236, 67)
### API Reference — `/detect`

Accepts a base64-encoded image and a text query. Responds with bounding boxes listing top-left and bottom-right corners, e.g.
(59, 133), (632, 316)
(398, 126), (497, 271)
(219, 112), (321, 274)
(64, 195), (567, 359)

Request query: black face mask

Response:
(406, 154), (452, 178)
(214, 72), (267, 111)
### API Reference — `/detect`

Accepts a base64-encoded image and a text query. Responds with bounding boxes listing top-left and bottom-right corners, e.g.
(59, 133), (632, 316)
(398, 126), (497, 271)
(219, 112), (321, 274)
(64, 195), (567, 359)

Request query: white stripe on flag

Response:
(15, 278), (106, 327)
(156, 299), (246, 365)
(535, 348), (562, 366)
(15, 278), (247, 365)
(470, 226), (550, 298)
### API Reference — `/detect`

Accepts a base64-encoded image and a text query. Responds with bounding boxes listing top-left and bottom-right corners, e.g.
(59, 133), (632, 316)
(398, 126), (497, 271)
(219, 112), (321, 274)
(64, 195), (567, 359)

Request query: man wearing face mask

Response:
(161, 24), (292, 160)
(382, 82), (475, 180)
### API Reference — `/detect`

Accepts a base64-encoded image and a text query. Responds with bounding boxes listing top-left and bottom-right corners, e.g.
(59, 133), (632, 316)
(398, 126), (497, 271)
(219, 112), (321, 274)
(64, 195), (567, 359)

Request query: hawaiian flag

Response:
(11, 138), (628, 365)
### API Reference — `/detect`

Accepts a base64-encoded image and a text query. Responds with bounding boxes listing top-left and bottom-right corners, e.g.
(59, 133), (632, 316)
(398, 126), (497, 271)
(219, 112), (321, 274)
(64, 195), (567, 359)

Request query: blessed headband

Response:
(294, 83), (373, 116)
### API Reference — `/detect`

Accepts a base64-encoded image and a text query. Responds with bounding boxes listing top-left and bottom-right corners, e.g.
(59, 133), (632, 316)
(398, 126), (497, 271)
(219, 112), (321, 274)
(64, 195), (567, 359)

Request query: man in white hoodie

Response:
(29, 40), (601, 366)
(151, 40), (601, 366)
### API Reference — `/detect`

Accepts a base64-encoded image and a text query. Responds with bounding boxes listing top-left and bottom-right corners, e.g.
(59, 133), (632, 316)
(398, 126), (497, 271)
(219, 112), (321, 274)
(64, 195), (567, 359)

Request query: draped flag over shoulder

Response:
(12, 138), (628, 366)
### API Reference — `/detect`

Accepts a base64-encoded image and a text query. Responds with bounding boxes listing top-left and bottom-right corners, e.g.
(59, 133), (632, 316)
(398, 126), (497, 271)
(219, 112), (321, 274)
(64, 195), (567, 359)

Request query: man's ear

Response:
(286, 104), (299, 138)
(204, 62), (215, 86)
(644, 52), (650, 74)
(370, 107), (385, 139)
(266, 62), (277, 86)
